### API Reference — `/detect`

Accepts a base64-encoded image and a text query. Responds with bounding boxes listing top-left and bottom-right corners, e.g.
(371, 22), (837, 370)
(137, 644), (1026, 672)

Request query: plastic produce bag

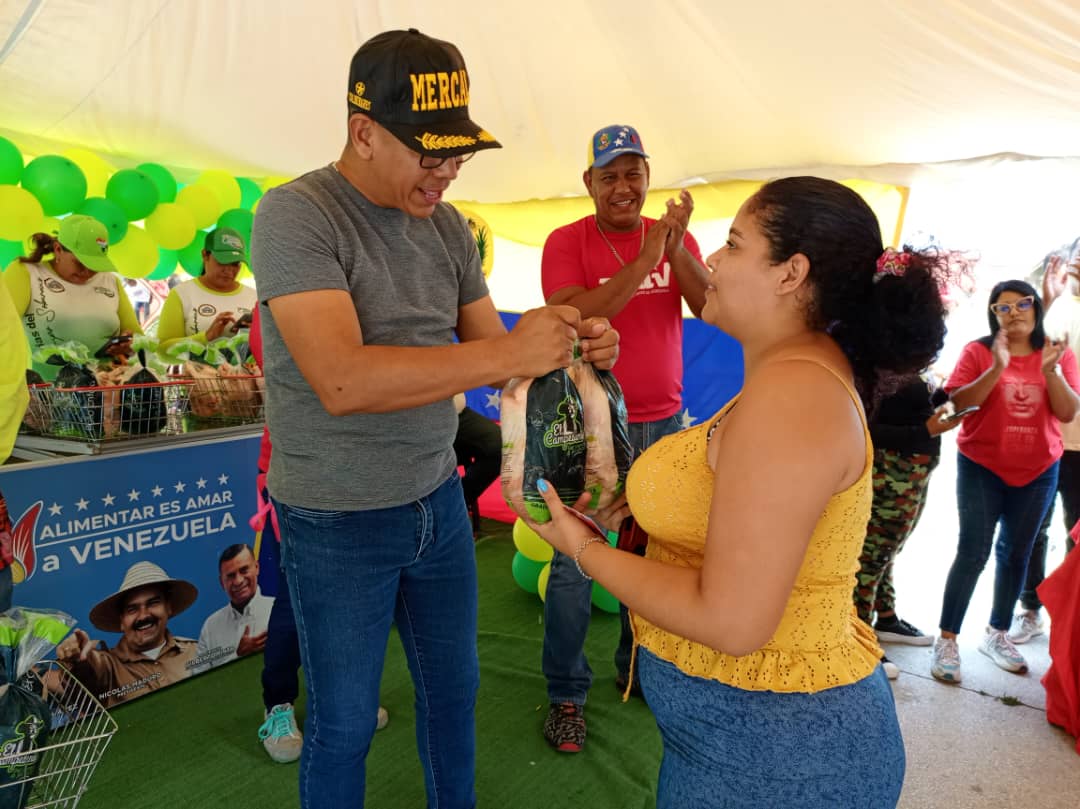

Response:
(0, 608), (76, 809)
(500, 368), (587, 523)
(118, 350), (166, 435)
(37, 345), (102, 440)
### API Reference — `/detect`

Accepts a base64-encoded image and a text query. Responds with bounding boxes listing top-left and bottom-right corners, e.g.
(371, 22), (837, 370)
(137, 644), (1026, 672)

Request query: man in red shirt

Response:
(538, 124), (709, 752)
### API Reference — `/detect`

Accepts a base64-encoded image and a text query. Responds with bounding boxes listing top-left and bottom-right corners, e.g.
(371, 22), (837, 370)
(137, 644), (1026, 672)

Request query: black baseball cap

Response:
(347, 28), (502, 159)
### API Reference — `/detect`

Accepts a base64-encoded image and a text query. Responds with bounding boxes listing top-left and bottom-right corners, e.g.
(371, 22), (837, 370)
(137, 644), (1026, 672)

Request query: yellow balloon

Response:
(0, 185), (44, 241)
(176, 183), (223, 229)
(62, 147), (114, 197)
(456, 207), (494, 278)
(146, 202), (197, 250)
(537, 562), (551, 603)
(261, 175), (292, 192)
(197, 169), (242, 211)
(38, 216), (61, 237)
(109, 225), (158, 278)
(512, 518), (553, 562)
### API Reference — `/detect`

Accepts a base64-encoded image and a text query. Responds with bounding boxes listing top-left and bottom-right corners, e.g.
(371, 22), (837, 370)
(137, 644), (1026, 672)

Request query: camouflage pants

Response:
(853, 449), (939, 623)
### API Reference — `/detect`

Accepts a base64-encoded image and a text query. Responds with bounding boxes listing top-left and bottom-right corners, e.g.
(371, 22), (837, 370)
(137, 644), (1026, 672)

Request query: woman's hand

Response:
(104, 331), (135, 359)
(926, 403), (963, 436)
(206, 311), (236, 341)
(1042, 336), (1067, 376)
(991, 329), (1011, 369)
(520, 479), (606, 558)
(578, 317), (619, 369)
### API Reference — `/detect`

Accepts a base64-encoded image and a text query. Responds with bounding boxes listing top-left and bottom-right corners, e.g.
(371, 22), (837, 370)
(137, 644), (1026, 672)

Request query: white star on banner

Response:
(614, 136), (625, 146)
(680, 408), (696, 430)
(151, 486), (163, 497)
(102, 493), (115, 506)
(174, 481), (186, 493)
(484, 391), (501, 411)
(127, 489), (140, 502)
(48, 502), (62, 516)
(196, 478), (207, 489)
(75, 498), (89, 511)
(218, 474), (229, 485)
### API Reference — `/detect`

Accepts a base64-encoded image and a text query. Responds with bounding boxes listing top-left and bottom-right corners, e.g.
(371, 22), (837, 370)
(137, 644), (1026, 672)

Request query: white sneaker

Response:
(259, 703), (303, 764)
(376, 706), (389, 730)
(931, 636), (962, 683)
(1007, 611), (1045, 644)
(979, 627), (1028, 673)
(881, 656), (900, 680)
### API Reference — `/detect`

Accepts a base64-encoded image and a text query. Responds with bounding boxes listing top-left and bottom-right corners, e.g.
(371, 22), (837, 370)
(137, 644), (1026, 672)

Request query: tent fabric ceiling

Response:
(1, 0), (1079, 202)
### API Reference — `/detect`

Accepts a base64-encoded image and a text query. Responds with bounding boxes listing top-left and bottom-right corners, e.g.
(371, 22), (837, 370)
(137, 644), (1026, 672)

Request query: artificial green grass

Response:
(79, 520), (662, 808)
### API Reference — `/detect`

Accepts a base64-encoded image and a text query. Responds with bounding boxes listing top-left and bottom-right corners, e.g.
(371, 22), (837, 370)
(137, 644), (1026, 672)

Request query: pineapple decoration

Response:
(458, 207), (494, 278)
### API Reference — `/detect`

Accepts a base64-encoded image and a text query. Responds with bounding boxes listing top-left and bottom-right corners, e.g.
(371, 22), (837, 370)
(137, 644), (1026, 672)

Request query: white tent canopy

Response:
(2, 0), (1080, 201)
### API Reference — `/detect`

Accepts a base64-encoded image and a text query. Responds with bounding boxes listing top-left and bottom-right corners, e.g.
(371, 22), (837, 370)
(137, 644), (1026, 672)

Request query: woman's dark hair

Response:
(18, 233), (57, 264)
(746, 176), (951, 411)
(979, 279), (1046, 350)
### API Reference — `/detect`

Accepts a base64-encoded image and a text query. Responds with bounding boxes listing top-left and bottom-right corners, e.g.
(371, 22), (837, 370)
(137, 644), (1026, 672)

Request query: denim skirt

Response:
(638, 648), (905, 808)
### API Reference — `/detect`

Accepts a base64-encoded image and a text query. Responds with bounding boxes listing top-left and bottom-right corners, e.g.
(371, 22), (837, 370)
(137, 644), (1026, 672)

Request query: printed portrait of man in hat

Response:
(56, 561), (199, 708)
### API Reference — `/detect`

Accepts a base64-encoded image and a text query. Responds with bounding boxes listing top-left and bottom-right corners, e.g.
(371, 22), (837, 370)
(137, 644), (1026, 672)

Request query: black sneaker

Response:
(614, 672), (644, 699)
(874, 615), (932, 646)
(543, 702), (586, 753)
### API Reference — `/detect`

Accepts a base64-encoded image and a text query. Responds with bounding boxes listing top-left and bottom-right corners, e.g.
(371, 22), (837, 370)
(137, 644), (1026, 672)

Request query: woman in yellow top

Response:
(526, 177), (952, 807)
(156, 227), (257, 350)
(4, 215), (141, 380)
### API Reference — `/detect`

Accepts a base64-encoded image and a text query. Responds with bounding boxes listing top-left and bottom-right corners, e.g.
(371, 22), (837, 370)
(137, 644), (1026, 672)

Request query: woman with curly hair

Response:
(520, 177), (953, 807)
(933, 281), (1080, 683)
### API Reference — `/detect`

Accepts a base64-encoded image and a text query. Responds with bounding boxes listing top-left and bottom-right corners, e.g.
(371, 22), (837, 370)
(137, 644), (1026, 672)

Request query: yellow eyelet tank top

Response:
(627, 359), (882, 693)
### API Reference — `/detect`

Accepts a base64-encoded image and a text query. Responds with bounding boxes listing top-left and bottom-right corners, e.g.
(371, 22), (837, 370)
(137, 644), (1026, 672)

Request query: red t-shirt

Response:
(541, 215), (703, 422)
(946, 340), (1080, 486)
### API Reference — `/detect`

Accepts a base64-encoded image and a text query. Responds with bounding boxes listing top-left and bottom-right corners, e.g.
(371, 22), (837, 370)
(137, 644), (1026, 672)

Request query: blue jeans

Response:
(542, 414), (683, 703)
(638, 649), (904, 808)
(939, 453), (1058, 634)
(258, 505), (302, 710)
(275, 473), (479, 809)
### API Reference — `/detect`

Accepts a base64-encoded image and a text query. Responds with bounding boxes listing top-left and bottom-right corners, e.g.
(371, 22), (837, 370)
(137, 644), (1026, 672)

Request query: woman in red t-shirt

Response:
(933, 280), (1080, 684)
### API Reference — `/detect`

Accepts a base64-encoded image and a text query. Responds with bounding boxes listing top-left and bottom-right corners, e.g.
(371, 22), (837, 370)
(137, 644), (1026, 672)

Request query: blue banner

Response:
(0, 434), (263, 706)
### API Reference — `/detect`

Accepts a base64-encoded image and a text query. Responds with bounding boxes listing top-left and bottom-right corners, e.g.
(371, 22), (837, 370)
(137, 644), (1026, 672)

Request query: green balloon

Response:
(178, 234), (206, 275)
(150, 248), (179, 280)
(106, 169), (160, 221)
(0, 137), (22, 185)
(237, 177), (262, 210)
(216, 208), (253, 250)
(0, 238), (22, 268)
(78, 196), (129, 244)
(21, 155), (87, 216)
(136, 162), (177, 204)
(510, 552), (546, 595)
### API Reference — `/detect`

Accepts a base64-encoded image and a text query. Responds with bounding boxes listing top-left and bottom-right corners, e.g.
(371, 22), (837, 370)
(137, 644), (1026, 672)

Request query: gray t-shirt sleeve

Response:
(251, 186), (349, 303)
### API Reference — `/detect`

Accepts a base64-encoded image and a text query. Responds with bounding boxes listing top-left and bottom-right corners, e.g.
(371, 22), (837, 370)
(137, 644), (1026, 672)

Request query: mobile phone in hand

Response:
(941, 405), (979, 424)
(231, 313), (253, 333)
(94, 334), (133, 359)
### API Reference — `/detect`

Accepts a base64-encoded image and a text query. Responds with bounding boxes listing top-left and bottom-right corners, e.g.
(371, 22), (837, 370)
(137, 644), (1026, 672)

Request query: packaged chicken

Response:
(500, 368), (587, 523)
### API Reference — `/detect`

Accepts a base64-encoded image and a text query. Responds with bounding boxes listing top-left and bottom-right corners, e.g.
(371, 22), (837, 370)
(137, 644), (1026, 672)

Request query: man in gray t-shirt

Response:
(251, 29), (618, 809)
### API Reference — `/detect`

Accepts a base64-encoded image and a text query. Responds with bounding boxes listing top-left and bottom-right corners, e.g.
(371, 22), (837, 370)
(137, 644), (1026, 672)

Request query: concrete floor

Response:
(885, 435), (1079, 808)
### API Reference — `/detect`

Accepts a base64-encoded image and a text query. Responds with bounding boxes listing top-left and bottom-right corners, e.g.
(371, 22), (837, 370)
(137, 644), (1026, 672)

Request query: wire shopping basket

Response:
(19, 381), (194, 443)
(176, 372), (264, 424)
(0, 662), (117, 808)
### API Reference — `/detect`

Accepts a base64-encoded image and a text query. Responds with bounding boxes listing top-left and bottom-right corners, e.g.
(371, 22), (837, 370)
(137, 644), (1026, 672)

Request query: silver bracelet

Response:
(573, 535), (607, 580)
